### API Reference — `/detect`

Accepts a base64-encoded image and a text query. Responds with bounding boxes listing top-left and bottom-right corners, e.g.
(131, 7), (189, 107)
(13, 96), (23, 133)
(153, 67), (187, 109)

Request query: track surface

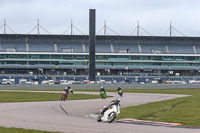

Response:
(0, 91), (199, 133)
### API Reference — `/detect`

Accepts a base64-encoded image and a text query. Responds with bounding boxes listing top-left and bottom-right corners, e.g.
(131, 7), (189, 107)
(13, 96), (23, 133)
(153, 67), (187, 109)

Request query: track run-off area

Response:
(0, 90), (199, 133)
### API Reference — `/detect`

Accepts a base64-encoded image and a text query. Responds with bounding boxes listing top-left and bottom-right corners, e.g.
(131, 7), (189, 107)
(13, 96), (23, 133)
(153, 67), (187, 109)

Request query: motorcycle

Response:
(118, 90), (123, 97)
(100, 91), (106, 99)
(97, 103), (120, 123)
(61, 92), (67, 101)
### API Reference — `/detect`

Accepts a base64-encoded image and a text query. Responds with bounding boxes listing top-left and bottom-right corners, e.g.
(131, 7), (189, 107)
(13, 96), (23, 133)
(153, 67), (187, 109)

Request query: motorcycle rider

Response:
(100, 86), (106, 99)
(117, 86), (123, 96)
(100, 98), (120, 116)
(62, 87), (70, 100)
(100, 86), (105, 93)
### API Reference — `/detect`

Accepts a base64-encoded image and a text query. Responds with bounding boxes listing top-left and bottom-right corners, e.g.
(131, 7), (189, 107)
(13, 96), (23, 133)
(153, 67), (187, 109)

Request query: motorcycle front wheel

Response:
(61, 95), (65, 101)
(97, 115), (102, 122)
(108, 113), (117, 123)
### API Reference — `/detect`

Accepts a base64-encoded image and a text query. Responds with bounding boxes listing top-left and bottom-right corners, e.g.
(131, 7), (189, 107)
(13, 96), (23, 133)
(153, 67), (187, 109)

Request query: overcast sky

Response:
(0, 0), (200, 36)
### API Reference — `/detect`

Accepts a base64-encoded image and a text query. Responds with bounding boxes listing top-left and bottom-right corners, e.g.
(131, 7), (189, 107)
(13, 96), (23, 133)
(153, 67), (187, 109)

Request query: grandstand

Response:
(0, 34), (200, 81)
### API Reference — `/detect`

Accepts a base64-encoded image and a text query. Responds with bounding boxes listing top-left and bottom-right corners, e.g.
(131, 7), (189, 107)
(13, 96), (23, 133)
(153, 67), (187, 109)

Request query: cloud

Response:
(0, 0), (200, 36)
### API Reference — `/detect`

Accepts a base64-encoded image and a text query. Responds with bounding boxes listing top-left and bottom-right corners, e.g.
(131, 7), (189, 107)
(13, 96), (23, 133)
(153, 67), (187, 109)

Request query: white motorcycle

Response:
(97, 104), (120, 123)
(118, 90), (123, 97)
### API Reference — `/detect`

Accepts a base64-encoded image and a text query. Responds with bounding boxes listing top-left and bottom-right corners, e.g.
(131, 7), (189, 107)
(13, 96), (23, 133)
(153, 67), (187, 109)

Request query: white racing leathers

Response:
(97, 103), (120, 123)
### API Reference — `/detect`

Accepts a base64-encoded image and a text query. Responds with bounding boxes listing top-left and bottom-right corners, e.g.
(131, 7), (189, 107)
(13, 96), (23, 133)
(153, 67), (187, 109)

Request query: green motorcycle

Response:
(100, 91), (106, 99)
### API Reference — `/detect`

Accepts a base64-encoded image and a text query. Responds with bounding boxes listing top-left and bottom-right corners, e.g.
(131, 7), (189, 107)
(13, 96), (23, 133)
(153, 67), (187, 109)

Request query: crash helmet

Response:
(64, 87), (68, 91)
(68, 86), (71, 89)
(101, 86), (104, 89)
(118, 86), (120, 88)
(116, 98), (120, 103)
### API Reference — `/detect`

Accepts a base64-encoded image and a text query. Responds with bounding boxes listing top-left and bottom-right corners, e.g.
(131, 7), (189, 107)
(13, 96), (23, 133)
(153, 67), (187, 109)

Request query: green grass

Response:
(0, 91), (102, 103)
(116, 89), (200, 127)
(0, 126), (60, 133)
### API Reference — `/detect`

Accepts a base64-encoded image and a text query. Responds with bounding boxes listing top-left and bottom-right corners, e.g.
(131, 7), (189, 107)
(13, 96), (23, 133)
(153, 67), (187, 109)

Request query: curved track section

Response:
(0, 92), (198, 133)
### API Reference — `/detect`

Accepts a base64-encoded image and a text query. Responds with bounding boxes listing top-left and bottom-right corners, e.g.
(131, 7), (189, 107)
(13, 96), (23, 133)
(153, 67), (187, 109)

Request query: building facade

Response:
(0, 34), (200, 77)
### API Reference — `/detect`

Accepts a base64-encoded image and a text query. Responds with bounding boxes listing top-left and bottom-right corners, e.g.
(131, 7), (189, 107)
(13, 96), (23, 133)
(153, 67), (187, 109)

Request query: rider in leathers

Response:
(100, 86), (106, 99)
(100, 86), (106, 93)
(117, 86), (123, 97)
(62, 87), (70, 100)
(100, 98), (120, 116)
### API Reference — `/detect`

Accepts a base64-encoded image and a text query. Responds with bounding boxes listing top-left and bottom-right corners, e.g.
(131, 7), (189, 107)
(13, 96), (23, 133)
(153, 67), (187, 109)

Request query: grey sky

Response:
(0, 0), (200, 36)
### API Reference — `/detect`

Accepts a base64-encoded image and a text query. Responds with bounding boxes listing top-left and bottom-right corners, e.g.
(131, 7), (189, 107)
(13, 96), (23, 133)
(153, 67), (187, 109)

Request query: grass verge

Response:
(0, 91), (102, 103)
(0, 126), (60, 133)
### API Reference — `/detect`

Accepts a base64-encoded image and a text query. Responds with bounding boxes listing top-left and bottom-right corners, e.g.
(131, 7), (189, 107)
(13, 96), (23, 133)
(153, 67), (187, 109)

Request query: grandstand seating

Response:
(0, 42), (196, 54)
(29, 43), (55, 52)
(1, 34), (200, 77)
(140, 44), (167, 54)
(167, 44), (194, 54)
(57, 43), (83, 53)
(1, 42), (26, 52)
(194, 44), (200, 54)
(112, 43), (139, 53)
(96, 43), (111, 53)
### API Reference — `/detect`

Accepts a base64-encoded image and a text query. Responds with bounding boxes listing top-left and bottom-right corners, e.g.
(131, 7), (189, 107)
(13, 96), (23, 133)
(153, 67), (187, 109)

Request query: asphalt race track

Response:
(0, 91), (199, 133)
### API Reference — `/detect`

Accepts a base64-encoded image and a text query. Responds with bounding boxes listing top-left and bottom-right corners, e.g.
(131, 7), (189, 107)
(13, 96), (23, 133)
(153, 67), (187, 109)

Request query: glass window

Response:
(28, 61), (38, 65)
(62, 55), (73, 59)
(96, 55), (107, 60)
(30, 55), (39, 59)
(74, 55), (85, 60)
(38, 61), (50, 64)
(16, 61), (27, 65)
(140, 56), (151, 60)
(130, 56), (140, 60)
(39, 55), (46, 59)
(6, 61), (16, 64)
(152, 56), (162, 61)
(51, 55), (61, 59)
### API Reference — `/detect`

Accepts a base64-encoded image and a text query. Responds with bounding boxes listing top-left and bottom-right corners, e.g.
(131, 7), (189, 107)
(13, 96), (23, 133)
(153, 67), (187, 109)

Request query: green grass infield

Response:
(0, 91), (105, 103)
(0, 126), (60, 133)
